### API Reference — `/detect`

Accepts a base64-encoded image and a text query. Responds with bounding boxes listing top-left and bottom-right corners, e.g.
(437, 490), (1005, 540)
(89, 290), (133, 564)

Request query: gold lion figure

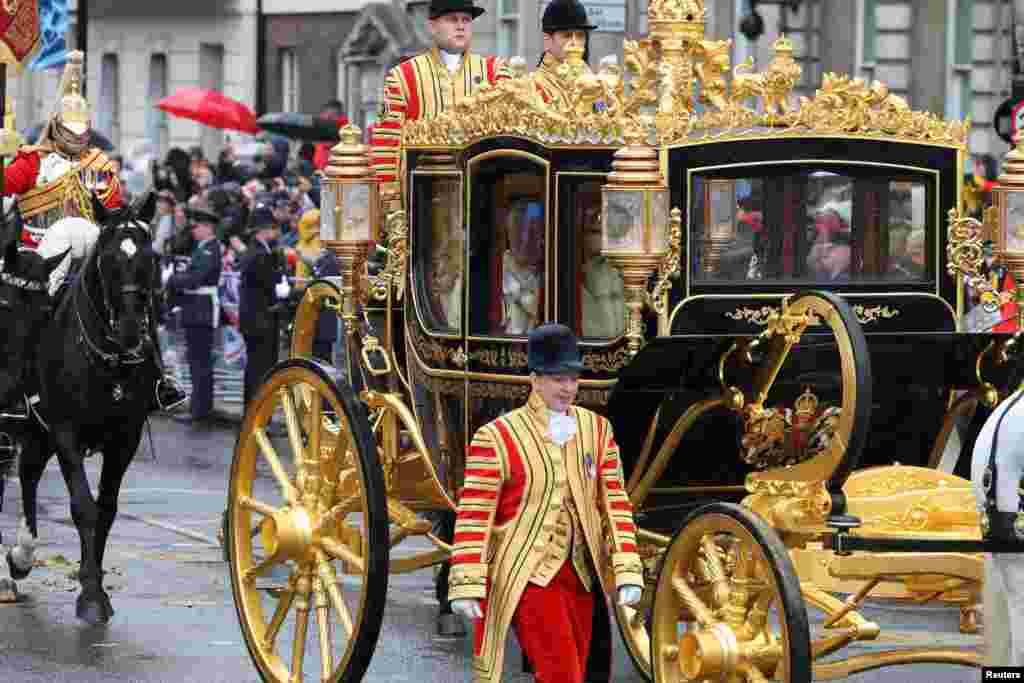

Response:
(696, 39), (732, 112)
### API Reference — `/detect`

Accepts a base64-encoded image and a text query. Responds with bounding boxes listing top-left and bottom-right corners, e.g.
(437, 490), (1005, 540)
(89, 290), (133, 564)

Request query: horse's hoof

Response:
(437, 612), (466, 637)
(0, 578), (18, 603)
(76, 594), (111, 625)
(6, 550), (31, 581)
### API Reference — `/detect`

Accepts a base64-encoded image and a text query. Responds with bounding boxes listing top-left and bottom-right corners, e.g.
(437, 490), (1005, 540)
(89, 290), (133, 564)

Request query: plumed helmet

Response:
(542, 0), (597, 33)
(429, 0), (485, 20)
(56, 50), (91, 135)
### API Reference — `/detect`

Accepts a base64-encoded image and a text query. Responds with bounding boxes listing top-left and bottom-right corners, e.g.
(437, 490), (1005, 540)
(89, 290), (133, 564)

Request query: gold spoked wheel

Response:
(228, 359), (389, 683)
(651, 503), (811, 683)
(614, 539), (663, 682)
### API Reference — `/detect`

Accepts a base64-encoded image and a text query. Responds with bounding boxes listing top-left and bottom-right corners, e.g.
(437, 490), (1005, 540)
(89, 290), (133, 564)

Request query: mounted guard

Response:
(0, 51), (186, 412)
(2, 51), (120, 249)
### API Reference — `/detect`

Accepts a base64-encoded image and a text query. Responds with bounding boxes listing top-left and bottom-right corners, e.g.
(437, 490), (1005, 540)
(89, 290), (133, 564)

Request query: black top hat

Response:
(528, 323), (584, 375)
(185, 197), (220, 225)
(542, 0), (597, 32)
(429, 0), (485, 19)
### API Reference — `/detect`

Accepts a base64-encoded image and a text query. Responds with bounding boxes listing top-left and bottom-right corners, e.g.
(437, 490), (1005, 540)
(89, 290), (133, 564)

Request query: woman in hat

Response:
(370, 0), (510, 212)
(449, 323), (643, 683)
(533, 0), (598, 108)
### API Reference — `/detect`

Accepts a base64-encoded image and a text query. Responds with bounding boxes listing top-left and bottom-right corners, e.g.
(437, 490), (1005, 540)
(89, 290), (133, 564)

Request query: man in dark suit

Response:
(312, 248), (340, 364)
(239, 202), (290, 408)
(162, 197), (223, 426)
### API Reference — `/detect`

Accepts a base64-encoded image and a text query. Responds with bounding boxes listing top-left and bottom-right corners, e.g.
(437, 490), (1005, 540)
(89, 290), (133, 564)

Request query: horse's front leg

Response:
(52, 426), (107, 625)
(93, 443), (136, 620)
(6, 435), (48, 583)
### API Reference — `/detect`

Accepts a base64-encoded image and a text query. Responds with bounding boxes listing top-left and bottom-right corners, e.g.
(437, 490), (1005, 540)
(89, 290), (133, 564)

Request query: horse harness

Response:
(72, 223), (151, 369)
(982, 386), (1024, 542)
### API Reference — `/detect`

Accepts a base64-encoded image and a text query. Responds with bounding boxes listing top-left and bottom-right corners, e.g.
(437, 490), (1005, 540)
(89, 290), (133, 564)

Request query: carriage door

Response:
(464, 151), (550, 453)
(407, 167), (467, 502)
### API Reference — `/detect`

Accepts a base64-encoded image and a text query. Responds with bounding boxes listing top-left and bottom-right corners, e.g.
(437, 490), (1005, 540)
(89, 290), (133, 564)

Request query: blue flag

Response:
(29, 0), (69, 71)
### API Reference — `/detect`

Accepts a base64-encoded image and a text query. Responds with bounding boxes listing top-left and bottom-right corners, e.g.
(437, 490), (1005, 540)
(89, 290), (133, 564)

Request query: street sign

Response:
(540, 0), (626, 33)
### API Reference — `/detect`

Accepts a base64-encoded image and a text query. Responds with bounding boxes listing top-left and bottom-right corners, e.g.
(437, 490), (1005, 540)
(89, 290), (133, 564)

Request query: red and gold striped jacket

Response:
(370, 49), (509, 209)
(449, 391), (642, 683)
(533, 53), (572, 108)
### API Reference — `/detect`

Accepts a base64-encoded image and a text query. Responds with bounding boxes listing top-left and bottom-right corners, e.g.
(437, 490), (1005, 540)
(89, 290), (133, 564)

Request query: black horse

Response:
(0, 229), (69, 599)
(3, 193), (160, 623)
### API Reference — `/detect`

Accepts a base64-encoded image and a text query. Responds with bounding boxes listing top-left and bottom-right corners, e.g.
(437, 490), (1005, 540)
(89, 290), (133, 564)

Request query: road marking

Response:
(118, 512), (220, 547)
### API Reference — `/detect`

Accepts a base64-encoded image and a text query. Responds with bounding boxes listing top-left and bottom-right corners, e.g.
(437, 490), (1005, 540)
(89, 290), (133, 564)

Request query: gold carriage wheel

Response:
(651, 502), (811, 683)
(614, 539), (662, 682)
(228, 359), (389, 683)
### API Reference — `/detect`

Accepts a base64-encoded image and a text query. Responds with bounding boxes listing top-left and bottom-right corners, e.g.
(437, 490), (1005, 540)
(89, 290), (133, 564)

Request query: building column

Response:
(911, 0), (949, 114)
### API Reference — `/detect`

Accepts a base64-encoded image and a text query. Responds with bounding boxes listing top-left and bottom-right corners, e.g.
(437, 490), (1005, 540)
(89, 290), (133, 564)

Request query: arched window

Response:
(97, 53), (120, 146)
(146, 53), (168, 157)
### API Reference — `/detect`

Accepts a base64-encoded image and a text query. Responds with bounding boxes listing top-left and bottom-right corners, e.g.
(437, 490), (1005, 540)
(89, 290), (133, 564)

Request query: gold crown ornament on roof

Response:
(773, 34), (794, 55)
(648, 0), (706, 41)
(57, 50), (90, 134)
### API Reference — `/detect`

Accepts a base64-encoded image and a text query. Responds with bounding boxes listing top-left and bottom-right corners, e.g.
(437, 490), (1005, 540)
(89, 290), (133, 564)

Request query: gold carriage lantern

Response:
(993, 135), (1024, 290)
(320, 124), (380, 314)
(601, 132), (671, 355)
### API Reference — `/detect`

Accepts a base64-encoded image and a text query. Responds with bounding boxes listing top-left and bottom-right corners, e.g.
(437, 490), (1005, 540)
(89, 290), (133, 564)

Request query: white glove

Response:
(618, 585), (643, 607)
(161, 264), (174, 287)
(274, 276), (291, 300)
(451, 598), (483, 620)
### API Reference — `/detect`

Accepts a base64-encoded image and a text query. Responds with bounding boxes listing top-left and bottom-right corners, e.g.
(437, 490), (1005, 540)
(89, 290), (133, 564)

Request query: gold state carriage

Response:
(225, 1), (1024, 681)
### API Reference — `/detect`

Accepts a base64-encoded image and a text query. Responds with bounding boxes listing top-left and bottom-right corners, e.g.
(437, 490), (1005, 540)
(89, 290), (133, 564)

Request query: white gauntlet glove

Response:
(618, 585), (643, 607)
(161, 264), (174, 287)
(274, 275), (291, 300)
(451, 598), (483, 620)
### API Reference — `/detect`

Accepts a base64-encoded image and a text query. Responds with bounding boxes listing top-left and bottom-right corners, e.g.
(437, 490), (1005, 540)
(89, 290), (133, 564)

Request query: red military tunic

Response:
(371, 49), (509, 209)
(449, 391), (643, 683)
(4, 147), (122, 248)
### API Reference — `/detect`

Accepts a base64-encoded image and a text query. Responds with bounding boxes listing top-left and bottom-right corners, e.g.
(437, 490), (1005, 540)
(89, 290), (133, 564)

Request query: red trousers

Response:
(511, 560), (595, 683)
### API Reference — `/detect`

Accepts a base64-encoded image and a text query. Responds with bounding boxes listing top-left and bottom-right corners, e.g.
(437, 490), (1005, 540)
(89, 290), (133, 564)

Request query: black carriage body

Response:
(400, 133), (1008, 510)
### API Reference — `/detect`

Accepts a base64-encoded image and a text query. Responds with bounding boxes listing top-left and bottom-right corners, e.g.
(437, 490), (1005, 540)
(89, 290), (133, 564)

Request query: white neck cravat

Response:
(440, 50), (462, 73)
(548, 409), (577, 446)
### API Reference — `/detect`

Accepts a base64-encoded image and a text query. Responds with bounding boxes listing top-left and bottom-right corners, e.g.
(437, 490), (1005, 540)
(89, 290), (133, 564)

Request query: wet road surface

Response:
(0, 415), (984, 682)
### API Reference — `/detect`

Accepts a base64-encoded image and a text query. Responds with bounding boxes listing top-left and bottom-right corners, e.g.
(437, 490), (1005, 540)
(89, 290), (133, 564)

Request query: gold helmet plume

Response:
(56, 50), (90, 135)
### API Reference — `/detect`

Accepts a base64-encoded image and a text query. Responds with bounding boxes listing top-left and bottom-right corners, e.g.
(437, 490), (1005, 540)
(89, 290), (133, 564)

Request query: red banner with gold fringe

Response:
(0, 1), (41, 69)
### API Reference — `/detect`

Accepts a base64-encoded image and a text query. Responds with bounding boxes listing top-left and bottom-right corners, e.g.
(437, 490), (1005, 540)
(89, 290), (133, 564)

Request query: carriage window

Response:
(561, 179), (625, 339)
(690, 167), (932, 285)
(468, 156), (547, 337)
(412, 173), (463, 334)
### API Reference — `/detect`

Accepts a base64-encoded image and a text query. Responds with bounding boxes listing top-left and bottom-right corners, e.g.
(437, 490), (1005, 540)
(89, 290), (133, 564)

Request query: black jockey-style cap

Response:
(542, 0), (597, 33)
(429, 0), (485, 20)
(528, 323), (585, 375)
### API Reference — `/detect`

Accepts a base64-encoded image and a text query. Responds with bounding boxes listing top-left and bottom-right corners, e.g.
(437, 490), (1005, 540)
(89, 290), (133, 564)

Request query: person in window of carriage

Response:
(533, 0), (597, 108)
(578, 203), (624, 338)
(3, 50), (187, 413)
(370, 0), (510, 211)
(161, 198), (223, 426)
(499, 200), (545, 335)
(449, 323), (644, 683)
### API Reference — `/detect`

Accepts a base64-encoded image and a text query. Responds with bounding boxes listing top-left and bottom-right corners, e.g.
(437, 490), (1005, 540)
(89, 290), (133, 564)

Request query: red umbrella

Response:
(156, 88), (260, 135)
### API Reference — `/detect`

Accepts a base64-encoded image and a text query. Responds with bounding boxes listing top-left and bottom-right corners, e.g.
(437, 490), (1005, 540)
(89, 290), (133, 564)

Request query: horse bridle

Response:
(75, 223), (152, 366)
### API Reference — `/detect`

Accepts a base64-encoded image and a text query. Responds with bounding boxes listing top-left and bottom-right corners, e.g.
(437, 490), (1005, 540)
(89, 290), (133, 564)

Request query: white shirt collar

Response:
(439, 50), (462, 73)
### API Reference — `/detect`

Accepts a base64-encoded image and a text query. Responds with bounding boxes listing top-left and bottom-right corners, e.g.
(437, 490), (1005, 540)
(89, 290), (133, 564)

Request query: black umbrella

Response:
(21, 123), (115, 153)
(256, 112), (344, 143)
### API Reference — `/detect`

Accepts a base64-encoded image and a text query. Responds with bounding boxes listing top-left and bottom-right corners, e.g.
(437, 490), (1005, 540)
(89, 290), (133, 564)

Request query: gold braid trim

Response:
(63, 164), (95, 224)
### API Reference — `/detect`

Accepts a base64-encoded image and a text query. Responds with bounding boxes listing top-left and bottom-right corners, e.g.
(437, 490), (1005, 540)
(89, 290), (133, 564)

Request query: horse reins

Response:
(73, 224), (150, 367)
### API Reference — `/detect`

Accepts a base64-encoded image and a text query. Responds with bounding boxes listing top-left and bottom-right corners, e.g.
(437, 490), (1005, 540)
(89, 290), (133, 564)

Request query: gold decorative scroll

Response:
(724, 304), (898, 327)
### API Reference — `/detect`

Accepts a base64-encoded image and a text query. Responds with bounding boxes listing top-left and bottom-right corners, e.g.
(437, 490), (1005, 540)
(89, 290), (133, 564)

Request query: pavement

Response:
(0, 414), (988, 682)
